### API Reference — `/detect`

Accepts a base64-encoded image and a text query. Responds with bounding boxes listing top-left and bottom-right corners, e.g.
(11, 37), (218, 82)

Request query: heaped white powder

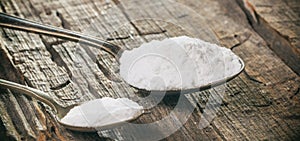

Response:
(60, 97), (143, 128)
(120, 36), (242, 91)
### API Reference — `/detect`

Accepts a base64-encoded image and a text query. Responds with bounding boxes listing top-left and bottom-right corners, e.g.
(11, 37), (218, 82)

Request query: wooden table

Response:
(0, 0), (299, 140)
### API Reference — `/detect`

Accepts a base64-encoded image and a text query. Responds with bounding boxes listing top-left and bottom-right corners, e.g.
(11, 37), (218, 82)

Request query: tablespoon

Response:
(0, 13), (245, 94)
(0, 79), (144, 132)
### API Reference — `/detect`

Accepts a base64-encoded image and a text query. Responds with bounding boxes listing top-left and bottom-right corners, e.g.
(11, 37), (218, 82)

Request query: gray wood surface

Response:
(0, 0), (299, 140)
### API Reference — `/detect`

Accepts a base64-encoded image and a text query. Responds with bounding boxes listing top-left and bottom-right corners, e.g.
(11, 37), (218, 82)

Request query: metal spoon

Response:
(0, 13), (245, 94)
(0, 79), (143, 132)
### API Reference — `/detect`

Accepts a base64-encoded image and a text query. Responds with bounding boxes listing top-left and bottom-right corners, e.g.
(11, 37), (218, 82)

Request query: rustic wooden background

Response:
(0, 0), (299, 140)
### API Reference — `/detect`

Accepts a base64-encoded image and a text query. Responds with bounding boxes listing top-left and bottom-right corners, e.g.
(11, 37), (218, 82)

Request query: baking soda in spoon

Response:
(60, 97), (143, 128)
(120, 36), (242, 91)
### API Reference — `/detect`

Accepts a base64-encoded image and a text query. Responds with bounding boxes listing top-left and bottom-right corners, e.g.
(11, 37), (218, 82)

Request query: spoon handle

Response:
(0, 79), (61, 113)
(0, 13), (123, 58)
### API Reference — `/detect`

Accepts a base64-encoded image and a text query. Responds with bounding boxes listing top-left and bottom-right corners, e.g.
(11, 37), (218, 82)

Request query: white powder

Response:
(60, 97), (143, 128)
(120, 36), (242, 90)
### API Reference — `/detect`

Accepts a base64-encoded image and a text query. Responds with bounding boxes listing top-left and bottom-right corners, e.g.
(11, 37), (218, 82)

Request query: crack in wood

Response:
(79, 42), (121, 83)
(64, 46), (105, 99)
(106, 36), (131, 41)
(18, 48), (41, 53)
(290, 87), (300, 99)
(209, 121), (227, 141)
(282, 115), (300, 120)
(50, 80), (71, 91)
(243, 69), (264, 84)
(241, 0), (259, 24)
(106, 30), (167, 41)
(1, 29), (13, 42)
(138, 30), (167, 36)
(43, 39), (67, 46)
(189, 95), (204, 113)
(230, 91), (241, 97)
(0, 89), (22, 140)
(111, 0), (146, 39)
(195, 102), (204, 113)
(0, 1), (8, 13)
(129, 21), (144, 38)
(55, 11), (71, 30)
(111, 0), (121, 5)
(230, 34), (251, 50)
(96, 59), (121, 82)
(40, 36), (73, 79)
(220, 100), (229, 107)
(0, 47), (24, 82)
(236, 0), (300, 76)
(27, 0), (42, 17)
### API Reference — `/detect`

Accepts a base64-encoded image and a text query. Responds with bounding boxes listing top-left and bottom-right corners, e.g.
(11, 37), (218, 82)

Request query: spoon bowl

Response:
(133, 58), (245, 95)
(0, 79), (143, 132)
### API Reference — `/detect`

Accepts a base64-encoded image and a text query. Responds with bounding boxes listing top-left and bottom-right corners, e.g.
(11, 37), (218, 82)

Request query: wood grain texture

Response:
(236, 0), (300, 75)
(0, 0), (299, 140)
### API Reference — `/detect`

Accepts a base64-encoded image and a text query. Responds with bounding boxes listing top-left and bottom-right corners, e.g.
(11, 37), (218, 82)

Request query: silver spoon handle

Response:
(0, 13), (123, 58)
(0, 79), (60, 113)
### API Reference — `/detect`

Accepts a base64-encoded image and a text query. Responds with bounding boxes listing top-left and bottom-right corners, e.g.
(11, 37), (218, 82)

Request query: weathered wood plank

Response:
(236, 0), (300, 75)
(0, 0), (299, 140)
(176, 0), (300, 140)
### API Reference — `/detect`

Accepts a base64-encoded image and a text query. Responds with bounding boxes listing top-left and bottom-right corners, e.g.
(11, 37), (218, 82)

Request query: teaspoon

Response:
(0, 79), (143, 132)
